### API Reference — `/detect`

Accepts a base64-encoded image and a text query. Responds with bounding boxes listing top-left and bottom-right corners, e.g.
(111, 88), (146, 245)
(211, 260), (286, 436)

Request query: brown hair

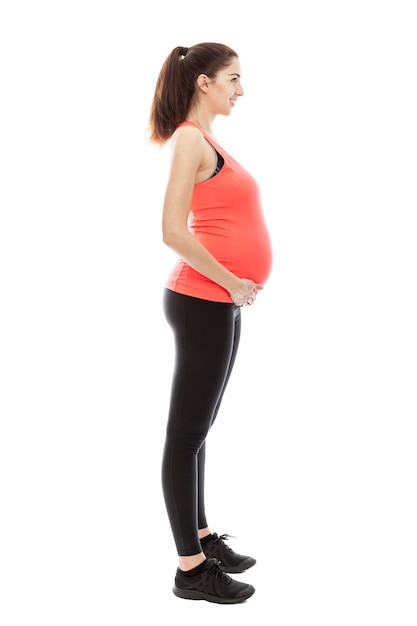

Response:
(148, 42), (238, 145)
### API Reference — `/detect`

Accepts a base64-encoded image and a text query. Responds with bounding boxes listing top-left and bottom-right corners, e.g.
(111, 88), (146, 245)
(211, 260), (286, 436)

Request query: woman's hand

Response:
(229, 279), (263, 307)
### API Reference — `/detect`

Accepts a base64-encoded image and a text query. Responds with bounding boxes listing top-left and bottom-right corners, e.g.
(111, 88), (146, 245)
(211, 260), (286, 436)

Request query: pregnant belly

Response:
(199, 227), (273, 285)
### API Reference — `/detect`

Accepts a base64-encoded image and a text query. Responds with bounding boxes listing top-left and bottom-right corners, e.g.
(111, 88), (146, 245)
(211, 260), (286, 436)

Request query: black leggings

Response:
(162, 289), (241, 556)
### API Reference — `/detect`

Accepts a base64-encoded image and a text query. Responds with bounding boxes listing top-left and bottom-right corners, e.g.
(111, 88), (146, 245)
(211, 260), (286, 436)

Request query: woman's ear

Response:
(196, 74), (210, 93)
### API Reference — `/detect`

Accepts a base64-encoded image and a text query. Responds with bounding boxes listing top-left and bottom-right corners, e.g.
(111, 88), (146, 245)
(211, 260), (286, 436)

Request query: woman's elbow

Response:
(162, 226), (180, 247)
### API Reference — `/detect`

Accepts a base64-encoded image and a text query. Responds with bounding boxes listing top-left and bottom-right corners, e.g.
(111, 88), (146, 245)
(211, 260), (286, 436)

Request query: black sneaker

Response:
(173, 558), (255, 604)
(201, 533), (256, 573)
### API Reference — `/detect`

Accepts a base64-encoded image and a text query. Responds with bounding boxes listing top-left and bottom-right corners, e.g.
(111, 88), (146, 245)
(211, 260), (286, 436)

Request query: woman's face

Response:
(207, 57), (244, 116)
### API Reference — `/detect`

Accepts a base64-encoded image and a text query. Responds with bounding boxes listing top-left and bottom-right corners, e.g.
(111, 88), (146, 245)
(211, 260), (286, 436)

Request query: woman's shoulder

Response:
(170, 123), (207, 156)
(173, 122), (205, 142)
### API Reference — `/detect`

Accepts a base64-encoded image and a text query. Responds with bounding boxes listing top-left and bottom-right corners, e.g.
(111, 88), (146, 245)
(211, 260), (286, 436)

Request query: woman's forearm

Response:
(163, 230), (240, 296)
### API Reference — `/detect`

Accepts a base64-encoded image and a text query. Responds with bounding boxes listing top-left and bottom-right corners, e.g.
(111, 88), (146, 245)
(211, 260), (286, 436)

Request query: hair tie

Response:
(182, 47), (188, 57)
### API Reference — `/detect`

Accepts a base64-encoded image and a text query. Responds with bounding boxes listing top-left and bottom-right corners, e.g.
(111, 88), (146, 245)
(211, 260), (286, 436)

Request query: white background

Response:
(1, 1), (416, 624)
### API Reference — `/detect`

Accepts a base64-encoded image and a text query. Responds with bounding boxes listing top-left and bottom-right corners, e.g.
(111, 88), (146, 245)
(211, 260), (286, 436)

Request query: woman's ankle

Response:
(179, 552), (206, 572)
(197, 527), (211, 540)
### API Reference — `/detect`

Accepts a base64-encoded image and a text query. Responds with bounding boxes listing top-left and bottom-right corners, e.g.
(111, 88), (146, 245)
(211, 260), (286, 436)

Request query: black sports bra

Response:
(210, 150), (224, 178)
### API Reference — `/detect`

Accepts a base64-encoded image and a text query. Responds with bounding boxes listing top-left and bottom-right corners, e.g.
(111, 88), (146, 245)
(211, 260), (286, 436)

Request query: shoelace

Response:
(216, 533), (236, 553)
(206, 558), (231, 583)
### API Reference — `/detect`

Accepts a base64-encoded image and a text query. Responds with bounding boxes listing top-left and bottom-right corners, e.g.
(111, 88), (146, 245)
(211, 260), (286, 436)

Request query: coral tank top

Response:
(165, 122), (273, 302)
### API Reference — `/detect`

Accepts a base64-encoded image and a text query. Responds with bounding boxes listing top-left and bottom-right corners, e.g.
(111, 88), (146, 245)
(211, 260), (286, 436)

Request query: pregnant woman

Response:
(148, 42), (273, 604)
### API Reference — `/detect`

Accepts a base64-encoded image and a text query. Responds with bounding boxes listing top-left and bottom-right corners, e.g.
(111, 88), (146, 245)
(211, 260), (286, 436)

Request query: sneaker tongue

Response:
(205, 558), (230, 581)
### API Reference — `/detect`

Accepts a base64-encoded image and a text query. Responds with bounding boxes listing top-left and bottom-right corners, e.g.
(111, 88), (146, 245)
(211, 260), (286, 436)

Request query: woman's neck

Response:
(185, 112), (214, 137)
